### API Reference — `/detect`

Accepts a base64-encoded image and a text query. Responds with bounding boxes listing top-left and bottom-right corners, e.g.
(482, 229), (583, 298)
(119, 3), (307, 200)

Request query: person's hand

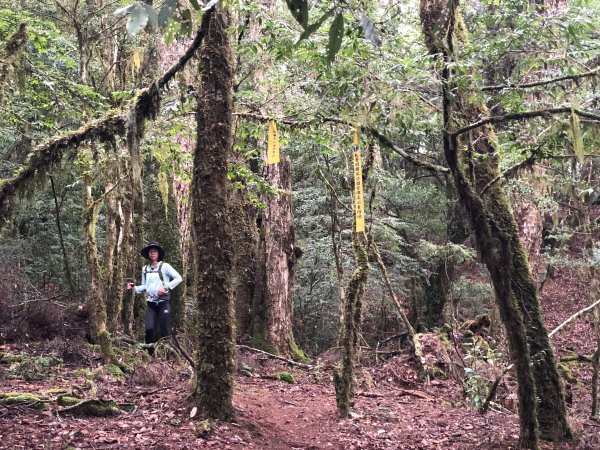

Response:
(127, 282), (134, 290)
(157, 286), (167, 296)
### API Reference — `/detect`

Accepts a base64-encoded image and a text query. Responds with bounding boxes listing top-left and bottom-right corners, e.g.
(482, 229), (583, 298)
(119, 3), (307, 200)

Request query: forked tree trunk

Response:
(420, 1), (542, 447)
(191, 8), (236, 420)
(250, 157), (304, 359)
(471, 132), (571, 441)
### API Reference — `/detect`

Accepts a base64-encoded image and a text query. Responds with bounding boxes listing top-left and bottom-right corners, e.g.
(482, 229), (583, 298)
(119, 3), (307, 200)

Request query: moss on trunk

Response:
(334, 231), (370, 417)
(191, 7), (235, 420)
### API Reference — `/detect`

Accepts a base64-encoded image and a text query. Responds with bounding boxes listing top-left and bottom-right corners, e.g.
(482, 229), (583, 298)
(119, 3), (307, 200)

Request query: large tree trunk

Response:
(191, 8), (236, 420)
(250, 157), (304, 359)
(83, 167), (113, 365)
(229, 186), (258, 339)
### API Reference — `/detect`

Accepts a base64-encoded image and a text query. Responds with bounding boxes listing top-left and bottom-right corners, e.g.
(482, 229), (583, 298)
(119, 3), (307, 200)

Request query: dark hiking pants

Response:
(144, 300), (171, 353)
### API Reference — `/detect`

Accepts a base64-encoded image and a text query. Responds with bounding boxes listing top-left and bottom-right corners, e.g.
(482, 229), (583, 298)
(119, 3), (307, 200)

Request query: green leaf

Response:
(285, 0), (309, 29)
(297, 9), (335, 44)
(127, 4), (150, 36)
(179, 9), (193, 36)
(327, 13), (344, 64)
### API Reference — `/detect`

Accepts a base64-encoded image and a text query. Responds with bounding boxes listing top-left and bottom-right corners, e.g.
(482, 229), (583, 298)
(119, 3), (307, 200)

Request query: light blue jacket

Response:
(133, 262), (182, 303)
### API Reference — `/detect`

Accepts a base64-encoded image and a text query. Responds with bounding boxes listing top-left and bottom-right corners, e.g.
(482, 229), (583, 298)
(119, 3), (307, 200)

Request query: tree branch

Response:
(0, 11), (212, 224)
(451, 107), (600, 139)
(482, 66), (600, 92)
(235, 113), (449, 175)
(479, 154), (537, 197)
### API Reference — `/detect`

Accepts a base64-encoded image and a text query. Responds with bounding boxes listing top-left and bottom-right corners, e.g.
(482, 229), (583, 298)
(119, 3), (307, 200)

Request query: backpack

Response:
(143, 262), (166, 287)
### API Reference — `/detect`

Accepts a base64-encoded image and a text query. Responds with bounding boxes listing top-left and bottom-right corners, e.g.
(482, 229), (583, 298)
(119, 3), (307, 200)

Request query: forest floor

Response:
(1, 262), (600, 449)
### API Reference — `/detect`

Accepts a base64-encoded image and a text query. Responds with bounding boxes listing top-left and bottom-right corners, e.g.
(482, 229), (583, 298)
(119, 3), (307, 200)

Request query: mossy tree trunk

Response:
(103, 153), (120, 333)
(334, 231), (370, 417)
(590, 268), (600, 417)
(83, 162), (113, 365)
(250, 157), (303, 359)
(191, 7), (236, 420)
(471, 127), (571, 441)
(420, 0), (541, 447)
(229, 184), (258, 339)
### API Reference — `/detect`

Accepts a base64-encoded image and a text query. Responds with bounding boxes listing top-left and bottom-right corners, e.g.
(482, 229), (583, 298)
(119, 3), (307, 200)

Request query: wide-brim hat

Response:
(140, 242), (165, 261)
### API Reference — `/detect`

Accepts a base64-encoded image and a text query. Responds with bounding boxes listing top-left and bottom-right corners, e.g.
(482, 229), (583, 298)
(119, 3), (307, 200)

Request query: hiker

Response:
(127, 241), (182, 353)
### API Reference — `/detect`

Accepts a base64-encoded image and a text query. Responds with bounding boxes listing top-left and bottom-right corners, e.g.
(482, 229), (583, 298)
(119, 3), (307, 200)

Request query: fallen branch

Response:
(237, 344), (313, 369)
(57, 399), (120, 417)
(549, 298), (600, 338)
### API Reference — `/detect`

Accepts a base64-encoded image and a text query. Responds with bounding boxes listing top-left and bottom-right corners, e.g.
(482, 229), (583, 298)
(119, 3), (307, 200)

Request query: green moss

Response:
(290, 341), (311, 364)
(73, 368), (99, 379)
(0, 392), (47, 409)
(57, 395), (81, 407)
(276, 372), (295, 384)
(1, 353), (25, 363)
(194, 419), (212, 437)
(44, 388), (70, 396)
(105, 364), (125, 379)
(249, 333), (278, 355)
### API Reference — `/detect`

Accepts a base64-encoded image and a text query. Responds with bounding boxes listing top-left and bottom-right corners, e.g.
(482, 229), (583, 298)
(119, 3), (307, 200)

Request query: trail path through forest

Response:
(1, 262), (600, 449)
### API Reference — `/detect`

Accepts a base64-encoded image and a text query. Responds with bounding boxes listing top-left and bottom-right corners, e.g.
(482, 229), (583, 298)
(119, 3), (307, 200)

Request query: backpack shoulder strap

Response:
(157, 262), (165, 285)
(143, 264), (148, 275)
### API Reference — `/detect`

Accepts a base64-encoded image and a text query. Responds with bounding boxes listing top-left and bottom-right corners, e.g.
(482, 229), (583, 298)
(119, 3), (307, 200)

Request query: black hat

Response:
(140, 242), (165, 261)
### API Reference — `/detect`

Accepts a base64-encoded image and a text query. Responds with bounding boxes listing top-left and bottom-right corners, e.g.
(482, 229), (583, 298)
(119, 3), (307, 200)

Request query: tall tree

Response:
(250, 156), (304, 359)
(191, 7), (236, 419)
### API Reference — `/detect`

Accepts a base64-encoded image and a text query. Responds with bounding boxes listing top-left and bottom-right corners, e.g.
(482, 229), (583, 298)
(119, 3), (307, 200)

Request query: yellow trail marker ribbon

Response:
(267, 120), (280, 164)
(353, 126), (365, 233)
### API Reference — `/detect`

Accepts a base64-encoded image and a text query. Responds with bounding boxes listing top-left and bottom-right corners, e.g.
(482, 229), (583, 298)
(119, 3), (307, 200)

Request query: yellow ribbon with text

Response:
(267, 120), (280, 164)
(353, 126), (365, 233)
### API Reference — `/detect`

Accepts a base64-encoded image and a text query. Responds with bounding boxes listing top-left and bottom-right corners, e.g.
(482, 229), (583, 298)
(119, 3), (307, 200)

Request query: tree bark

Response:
(334, 231), (370, 417)
(191, 7), (236, 420)
(250, 157), (303, 359)
(420, 184), (469, 329)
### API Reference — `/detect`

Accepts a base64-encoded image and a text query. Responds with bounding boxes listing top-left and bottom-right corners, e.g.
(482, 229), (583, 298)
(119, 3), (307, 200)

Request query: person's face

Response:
(149, 248), (159, 261)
